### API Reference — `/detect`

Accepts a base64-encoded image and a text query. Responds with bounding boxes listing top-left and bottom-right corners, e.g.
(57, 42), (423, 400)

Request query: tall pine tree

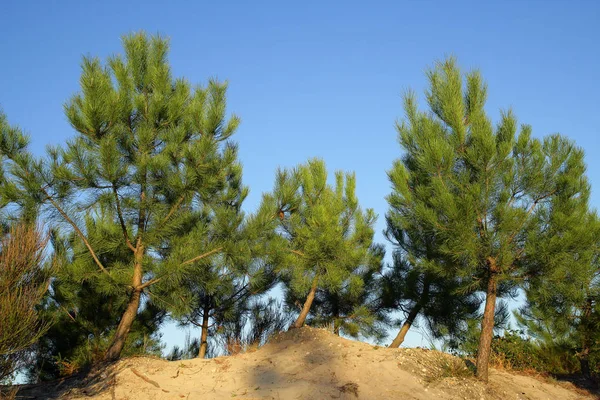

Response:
(388, 58), (592, 380)
(0, 32), (240, 361)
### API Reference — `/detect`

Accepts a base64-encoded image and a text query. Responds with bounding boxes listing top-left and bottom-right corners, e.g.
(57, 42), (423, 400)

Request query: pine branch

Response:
(137, 247), (223, 290)
(181, 247), (223, 266)
(42, 188), (112, 280)
(507, 189), (557, 247)
(112, 184), (135, 252)
(161, 195), (186, 226)
(290, 249), (305, 257)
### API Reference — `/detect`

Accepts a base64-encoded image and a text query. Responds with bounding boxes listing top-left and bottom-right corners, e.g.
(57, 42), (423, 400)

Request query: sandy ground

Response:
(8, 327), (598, 400)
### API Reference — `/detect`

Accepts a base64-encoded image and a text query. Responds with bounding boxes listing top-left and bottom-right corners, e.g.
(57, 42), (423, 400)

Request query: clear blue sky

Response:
(1, 0), (599, 350)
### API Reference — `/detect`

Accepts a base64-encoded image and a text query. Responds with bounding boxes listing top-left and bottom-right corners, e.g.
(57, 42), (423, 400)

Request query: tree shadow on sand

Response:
(3, 362), (124, 400)
(550, 373), (599, 397)
(244, 328), (361, 399)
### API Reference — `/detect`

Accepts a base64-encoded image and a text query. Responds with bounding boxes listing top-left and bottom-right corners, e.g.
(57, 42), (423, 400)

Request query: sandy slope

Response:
(11, 327), (598, 400)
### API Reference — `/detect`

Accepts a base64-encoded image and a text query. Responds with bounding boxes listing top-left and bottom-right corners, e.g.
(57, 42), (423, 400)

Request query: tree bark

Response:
(475, 261), (498, 382)
(291, 276), (319, 329)
(104, 287), (142, 361)
(389, 304), (421, 348)
(332, 293), (340, 335)
(104, 247), (144, 361)
(390, 274), (430, 348)
(198, 300), (211, 358)
(579, 352), (591, 378)
(579, 296), (593, 378)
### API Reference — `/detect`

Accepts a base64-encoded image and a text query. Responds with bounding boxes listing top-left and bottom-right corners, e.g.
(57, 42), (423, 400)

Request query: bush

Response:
(489, 330), (586, 375)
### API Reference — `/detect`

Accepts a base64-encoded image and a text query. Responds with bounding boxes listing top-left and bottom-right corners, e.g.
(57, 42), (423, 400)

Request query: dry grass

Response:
(0, 223), (50, 380)
(337, 382), (359, 397)
(0, 386), (18, 399)
(424, 353), (475, 383)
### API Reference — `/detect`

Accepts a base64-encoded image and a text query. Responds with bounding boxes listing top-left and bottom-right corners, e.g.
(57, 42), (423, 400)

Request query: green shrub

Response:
(488, 330), (591, 375)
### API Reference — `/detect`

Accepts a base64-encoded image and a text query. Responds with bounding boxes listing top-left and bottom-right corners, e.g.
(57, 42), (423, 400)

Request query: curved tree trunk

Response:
(390, 274), (430, 348)
(104, 288), (142, 361)
(475, 263), (498, 382)
(198, 300), (211, 358)
(291, 276), (319, 329)
(389, 304), (421, 348)
(104, 248), (144, 361)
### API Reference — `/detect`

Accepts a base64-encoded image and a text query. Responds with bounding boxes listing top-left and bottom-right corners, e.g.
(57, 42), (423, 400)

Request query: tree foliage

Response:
(517, 213), (600, 376)
(306, 244), (387, 340)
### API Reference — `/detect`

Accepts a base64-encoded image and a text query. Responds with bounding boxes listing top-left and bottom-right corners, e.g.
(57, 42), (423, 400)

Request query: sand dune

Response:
(8, 327), (597, 399)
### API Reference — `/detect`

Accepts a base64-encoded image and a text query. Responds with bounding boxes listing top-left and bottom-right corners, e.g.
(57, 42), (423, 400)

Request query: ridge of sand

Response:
(8, 327), (598, 399)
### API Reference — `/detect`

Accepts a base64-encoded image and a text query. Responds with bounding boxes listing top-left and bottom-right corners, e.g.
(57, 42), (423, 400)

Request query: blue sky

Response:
(1, 0), (599, 350)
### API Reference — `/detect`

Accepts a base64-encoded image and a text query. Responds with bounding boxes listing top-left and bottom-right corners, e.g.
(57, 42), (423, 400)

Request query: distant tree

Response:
(154, 153), (282, 358)
(269, 158), (379, 330)
(212, 298), (292, 357)
(388, 58), (593, 380)
(0, 32), (240, 361)
(166, 298), (291, 361)
(0, 223), (50, 382)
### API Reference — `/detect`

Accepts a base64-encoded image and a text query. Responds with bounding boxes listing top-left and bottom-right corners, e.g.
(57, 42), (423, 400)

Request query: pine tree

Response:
(269, 158), (379, 329)
(155, 154), (282, 358)
(0, 32), (240, 361)
(389, 58), (592, 380)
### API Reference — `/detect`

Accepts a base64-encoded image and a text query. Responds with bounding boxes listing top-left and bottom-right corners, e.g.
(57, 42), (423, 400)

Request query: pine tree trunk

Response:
(389, 304), (421, 348)
(390, 274), (430, 348)
(198, 300), (210, 359)
(333, 295), (340, 335)
(579, 296), (593, 378)
(291, 276), (319, 329)
(475, 261), (498, 382)
(104, 248), (144, 361)
(579, 353), (591, 378)
(104, 288), (142, 361)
